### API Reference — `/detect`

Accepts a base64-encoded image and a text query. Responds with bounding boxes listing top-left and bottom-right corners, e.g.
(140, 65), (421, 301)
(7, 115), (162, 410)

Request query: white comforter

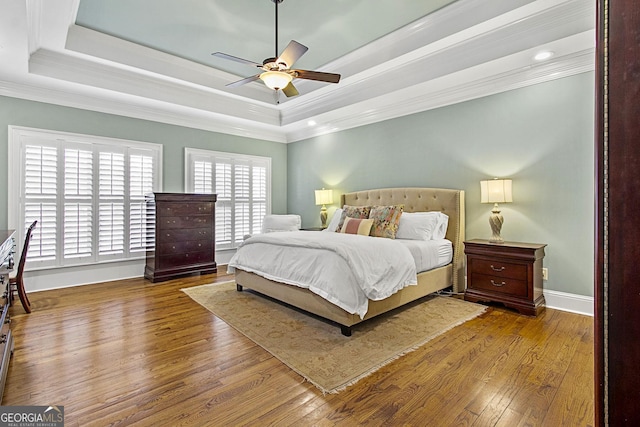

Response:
(227, 231), (418, 318)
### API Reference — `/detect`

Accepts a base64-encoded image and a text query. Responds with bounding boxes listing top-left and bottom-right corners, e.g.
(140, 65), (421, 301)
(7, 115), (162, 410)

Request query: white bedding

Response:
(228, 231), (451, 318)
(395, 238), (452, 273)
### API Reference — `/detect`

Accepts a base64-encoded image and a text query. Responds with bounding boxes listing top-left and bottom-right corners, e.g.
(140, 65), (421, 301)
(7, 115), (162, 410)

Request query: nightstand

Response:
(464, 239), (546, 316)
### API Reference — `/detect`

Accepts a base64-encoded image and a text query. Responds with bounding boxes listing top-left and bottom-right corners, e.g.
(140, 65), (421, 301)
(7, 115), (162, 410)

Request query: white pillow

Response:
(261, 214), (301, 233)
(323, 208), (343, 232)
(433, 212), (449, 240)
(396, 212), (449, 240)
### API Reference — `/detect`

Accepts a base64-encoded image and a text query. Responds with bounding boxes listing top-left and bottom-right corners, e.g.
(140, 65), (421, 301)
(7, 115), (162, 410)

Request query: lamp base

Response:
(319, 205), (328, 229)
(489, 205), (505, 244)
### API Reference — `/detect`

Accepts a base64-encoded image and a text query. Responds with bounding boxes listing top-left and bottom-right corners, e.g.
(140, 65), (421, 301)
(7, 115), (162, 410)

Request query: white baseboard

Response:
(23, 258), (593, 319)
(544, 289), (594, 317)
(23, 250), (238, 292)
(24, 259), (146, 292)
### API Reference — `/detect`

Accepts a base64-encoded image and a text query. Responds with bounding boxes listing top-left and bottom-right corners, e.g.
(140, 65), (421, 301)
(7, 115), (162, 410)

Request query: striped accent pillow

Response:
(340, 217), (374, 236)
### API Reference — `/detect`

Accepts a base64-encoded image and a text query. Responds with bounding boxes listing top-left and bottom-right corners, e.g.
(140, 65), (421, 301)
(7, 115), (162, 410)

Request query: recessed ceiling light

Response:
(307, 120), (317, 126)
(534, 51), (554, 61)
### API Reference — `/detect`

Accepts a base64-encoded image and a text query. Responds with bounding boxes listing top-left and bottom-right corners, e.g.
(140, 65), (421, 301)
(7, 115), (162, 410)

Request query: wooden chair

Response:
(9, 220), (37, 313)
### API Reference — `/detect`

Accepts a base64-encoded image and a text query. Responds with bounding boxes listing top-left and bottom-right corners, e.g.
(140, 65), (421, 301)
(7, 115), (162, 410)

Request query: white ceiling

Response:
(0, 0), (595, 144)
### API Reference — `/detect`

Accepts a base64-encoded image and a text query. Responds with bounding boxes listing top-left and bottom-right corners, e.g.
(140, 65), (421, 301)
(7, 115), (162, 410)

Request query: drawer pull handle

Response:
(490, 280), (507, 287)
(490, 265), (505, 272)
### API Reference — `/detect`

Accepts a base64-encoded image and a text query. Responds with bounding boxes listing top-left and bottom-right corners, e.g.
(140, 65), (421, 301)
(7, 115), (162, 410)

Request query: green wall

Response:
(0, 72), (595, 298)
(287, 72), (595, 297)
(0, 96), (288, 228)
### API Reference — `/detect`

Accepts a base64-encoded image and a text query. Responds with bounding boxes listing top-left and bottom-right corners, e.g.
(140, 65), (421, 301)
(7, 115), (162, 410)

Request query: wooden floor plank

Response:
(3, 271), (593, 426)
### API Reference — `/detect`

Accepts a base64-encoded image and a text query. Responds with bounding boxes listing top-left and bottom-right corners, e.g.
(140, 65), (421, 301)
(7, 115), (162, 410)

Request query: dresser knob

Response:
(490, 280), (507, 287)
(490, 265), (505, 272)
(0, 334), (6, 344)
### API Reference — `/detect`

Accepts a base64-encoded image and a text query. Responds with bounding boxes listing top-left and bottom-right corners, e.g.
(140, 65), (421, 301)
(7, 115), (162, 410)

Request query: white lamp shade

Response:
(315, 188), (333, 205)
(480, 179), (513, 203)
(259, 71), (293, 90)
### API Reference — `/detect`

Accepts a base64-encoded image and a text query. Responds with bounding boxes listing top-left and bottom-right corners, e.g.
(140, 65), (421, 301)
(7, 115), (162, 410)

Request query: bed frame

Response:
(235, 187), (465, 336)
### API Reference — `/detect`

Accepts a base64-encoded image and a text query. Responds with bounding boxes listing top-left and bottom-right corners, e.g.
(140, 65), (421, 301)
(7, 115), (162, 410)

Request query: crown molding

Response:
(282, 46), (595, 143)
(0, 78), (287, 143)
(29, 48), (282, 127)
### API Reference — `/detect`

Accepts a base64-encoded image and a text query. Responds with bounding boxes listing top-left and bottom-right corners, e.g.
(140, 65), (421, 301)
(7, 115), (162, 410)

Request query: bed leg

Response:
(236, 284), (243, 292)
(340, 325), (352, 337)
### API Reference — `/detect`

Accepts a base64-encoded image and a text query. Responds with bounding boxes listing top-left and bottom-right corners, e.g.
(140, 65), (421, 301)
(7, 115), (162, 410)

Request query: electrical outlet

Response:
(542, 267), (548, 281)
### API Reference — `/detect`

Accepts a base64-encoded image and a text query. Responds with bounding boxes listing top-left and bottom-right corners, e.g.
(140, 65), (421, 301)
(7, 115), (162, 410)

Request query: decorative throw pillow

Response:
(336, 205), (372, 232)
(340, 217), (374, 236)
(368, 205), (404, 239)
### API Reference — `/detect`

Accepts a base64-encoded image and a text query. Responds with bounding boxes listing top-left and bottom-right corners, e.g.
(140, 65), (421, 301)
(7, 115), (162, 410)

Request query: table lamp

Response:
(314, 188), (333, 229)
(480, 178), (513, 243)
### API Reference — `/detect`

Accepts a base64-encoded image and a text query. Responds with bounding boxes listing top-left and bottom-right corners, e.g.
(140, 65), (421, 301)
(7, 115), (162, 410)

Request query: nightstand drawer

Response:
(469, 273), (528, 297)
(469, 258), (527, 280)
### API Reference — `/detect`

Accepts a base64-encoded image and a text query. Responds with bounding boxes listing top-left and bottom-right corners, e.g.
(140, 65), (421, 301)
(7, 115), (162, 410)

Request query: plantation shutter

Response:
(129, 151), (155, 253)
(185, 148), (271, 250)
(98, 149), (126, 257)
(10, 127), (162, 269)
(234, 162), (251, 243)
(24, 141), (58, 263)
(64, 146), (93, 260)
(215, 160), (233, 249)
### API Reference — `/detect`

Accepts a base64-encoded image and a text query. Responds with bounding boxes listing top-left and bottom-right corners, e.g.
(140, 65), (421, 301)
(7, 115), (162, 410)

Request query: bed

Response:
(230, 187), (465, 336)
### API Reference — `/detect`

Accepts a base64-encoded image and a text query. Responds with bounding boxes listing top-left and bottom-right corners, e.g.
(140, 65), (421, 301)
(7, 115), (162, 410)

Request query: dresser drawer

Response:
(159, 251), (214, 268)
(469, 273), (529, 297)
(468, 258), (527, 280)
(158, 228), (212, 242)
(157, 215), (213, 229)
(157, 202), (214, 217)
(157, 240), (213, 256)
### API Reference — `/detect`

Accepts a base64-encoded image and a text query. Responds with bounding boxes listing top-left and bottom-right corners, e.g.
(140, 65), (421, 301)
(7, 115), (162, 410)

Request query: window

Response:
(8, 126), (162, 269)
(185, 148), (271, 250)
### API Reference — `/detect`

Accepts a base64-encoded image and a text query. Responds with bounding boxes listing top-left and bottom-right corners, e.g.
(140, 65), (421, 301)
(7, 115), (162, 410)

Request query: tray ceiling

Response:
(0, 0), (595, 143)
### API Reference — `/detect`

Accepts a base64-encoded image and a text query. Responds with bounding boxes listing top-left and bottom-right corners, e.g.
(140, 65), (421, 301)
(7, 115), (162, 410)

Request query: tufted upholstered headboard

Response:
(341, 187), (465, 292)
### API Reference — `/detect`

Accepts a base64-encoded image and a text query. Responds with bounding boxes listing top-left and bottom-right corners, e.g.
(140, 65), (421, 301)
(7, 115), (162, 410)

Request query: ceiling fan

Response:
(211, 0), (341, 98)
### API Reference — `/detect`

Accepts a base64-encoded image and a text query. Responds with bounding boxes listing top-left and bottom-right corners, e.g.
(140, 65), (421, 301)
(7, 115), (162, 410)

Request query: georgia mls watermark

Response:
(0, 406), (64, 427)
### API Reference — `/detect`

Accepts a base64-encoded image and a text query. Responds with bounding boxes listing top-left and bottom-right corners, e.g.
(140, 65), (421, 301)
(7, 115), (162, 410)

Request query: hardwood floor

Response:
(3, 271), (593, 426)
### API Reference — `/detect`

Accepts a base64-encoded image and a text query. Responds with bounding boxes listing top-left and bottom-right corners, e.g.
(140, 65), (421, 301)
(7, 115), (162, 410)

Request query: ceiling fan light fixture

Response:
(259, 71), (292, 90)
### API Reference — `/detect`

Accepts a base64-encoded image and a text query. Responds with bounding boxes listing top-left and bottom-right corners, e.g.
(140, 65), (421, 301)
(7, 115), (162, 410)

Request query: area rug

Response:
(182, 281), (486, 394)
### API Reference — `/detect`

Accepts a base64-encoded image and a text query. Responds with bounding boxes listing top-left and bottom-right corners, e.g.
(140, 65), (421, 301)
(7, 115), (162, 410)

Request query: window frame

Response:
(8, 126), (163, 270)
(184, 147), (271, 250)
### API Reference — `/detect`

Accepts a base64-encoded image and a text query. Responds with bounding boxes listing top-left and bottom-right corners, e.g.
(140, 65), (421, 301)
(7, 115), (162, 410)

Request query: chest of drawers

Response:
(144, 193), (217, 282)
(464, 239), (546, 316)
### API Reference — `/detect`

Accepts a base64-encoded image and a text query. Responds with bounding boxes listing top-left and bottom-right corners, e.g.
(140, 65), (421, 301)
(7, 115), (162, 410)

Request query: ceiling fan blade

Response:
(226, 74), (261, 88)
(276, 40), (308, 68)
(281, 82), (299, 97)
(212, 52), (263, 68)
(292, 69), (341, 84)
